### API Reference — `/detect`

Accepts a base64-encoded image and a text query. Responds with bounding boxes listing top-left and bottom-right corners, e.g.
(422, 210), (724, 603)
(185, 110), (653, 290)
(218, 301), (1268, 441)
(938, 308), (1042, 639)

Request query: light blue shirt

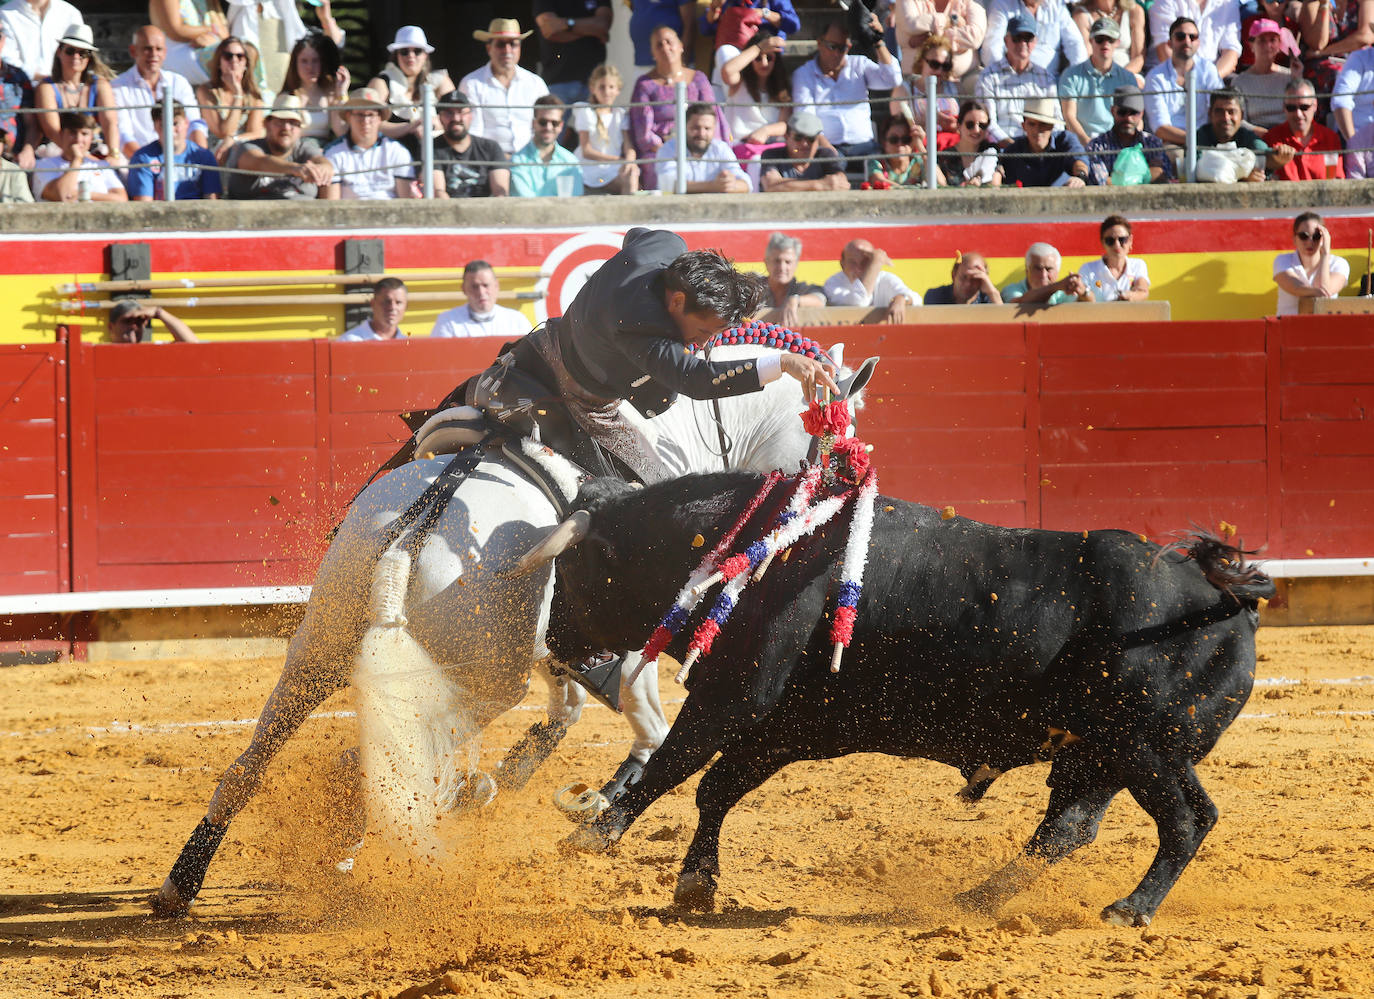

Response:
(1059, 58), (1138, 142)
(982, 0), (1087, 74)
(510, 142), (584, 197)
(1143, 58), (1223, 134)
(655, 137), (752, 192)
(974, 58), (1056, 143)
(1332, 48), (1374, 135)
(791, 55), (902, 145)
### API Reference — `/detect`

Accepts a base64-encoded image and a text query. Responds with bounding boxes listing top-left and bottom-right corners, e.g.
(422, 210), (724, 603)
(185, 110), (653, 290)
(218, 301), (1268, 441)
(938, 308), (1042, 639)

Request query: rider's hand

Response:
(780, 352), (840, 400)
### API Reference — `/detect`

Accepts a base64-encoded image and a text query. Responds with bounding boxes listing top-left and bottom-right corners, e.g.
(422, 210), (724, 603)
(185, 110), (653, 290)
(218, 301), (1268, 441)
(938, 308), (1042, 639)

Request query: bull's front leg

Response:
(1105, 757), (1217, 927)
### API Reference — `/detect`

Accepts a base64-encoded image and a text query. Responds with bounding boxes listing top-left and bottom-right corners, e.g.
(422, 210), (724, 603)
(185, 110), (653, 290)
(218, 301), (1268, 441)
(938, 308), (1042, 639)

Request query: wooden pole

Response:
(60, 291), (541, 311)
(55, 269), (547, 295)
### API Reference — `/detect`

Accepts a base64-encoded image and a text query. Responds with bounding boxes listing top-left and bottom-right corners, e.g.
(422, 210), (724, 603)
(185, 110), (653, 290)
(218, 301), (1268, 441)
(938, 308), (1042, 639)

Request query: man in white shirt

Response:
(459, 18), (550, 156)
(430, 261), (530, 338)
(1143, 16), (1223, 147)
(32, 110), (126, 201)
(0, 0), (84, 82)
(823, 238), (920, 324)
(339, 279), (409, 341)
(790, 15), (901, 166)
(325, 88), (418, 199)
(110, 25), (207, 159)
(1332, 47), (1374, 142)
(982, 0), (1087, 76)
(1146, 0), (1239, 77)
(656, 102), (751, 193)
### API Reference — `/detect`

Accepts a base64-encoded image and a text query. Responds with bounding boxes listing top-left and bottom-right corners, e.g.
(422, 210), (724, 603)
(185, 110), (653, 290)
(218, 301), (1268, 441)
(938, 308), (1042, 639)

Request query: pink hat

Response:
(1248, 18), (1301, 57)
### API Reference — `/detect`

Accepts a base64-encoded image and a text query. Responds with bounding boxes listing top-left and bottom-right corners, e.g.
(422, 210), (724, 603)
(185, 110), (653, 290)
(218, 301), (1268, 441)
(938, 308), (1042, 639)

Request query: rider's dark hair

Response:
(663, 250), (767, 325)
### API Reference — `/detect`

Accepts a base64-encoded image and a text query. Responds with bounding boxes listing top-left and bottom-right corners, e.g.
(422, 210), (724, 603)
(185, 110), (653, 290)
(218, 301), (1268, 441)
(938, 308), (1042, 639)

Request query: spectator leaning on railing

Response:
(1058, 16), (1137, 148)
(0, 122), (32, 200)
(825, 238), (921, 323)
(1143, 17), (1223, 149)
(431, 90), (509, 198)
(1273, 211), (1348, 316)
(325, 87), (418, 199)
(0, 16), (36, 170)
(460, 18), (549, 158)
(975, 13), (1056, 144)
(229, 92), (336, 199)
(1086, 84), (1174, 184)
(0, 0), (84, 84)
(106, 298), (198, 343)
(1265, 79), (1345, 181)
(1147, 0), (1240, 77)
(791, 15), (901, 168)
(126, 99), (222, 200)
(657, 99), (751, 192)
(760, 110), (847, 191)
(996, 96), (1089, 186)
(758, 232), (826, 329)
(1002, 242), (1091, 304)
(32, 110), (127, 201)
(430, 260), (530, 339)
(983, 0), (1087, 74)
(112, 26), (209, 160)
(1079, 214), (1149, 301)
(511, 93), (583, 197)
(533, 0), (612, 106)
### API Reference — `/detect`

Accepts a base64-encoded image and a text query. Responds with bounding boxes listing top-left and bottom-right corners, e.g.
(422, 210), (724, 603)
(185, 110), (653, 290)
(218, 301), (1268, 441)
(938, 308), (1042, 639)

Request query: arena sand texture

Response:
(2, 626), (1373, 999)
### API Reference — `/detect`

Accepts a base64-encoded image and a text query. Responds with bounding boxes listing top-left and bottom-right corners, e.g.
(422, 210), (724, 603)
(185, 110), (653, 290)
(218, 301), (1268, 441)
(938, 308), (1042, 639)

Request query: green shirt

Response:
(1002, 278), (1075, 305)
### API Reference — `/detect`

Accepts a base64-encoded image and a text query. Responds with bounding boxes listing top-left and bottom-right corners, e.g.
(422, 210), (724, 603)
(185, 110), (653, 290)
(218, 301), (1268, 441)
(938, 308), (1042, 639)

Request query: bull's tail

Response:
(352, 549), (477, 862)
(1175, 531), (1276, 604)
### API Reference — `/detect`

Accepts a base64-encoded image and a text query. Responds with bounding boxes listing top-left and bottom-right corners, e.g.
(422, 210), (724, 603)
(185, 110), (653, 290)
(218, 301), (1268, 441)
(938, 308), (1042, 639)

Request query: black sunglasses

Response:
(885, 132), (913, 143)
(1284, 102), (1315, 112)
(1103, 234), (1131, 246)
(1114, 106), (1142, 117)
(1295, 230), (1321, 241)
(962, 119), (988, 130)
(925, 57), (954, 72)
(222, 50), (247, 60)
(60, 45), (91, 57)
(821, 39), (851, 52)
(1173, 31), (1199, 41)
(395, 47), (426, 57)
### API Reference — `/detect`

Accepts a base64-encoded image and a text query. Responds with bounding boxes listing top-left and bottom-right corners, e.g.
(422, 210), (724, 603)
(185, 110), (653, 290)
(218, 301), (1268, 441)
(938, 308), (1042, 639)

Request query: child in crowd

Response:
(574, 63), (639, 194)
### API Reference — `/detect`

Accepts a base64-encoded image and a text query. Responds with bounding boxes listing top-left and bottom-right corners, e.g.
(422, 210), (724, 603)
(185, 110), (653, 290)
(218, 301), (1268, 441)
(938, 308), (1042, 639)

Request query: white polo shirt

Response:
(430, 303), (529, 338)
(0, 0), (84, 82)
(31, 155), (123, 198)
(339, 320), (404, 341)
(458, 63), (549, 156)
(325, 136), (414, 199)
(110, 66), (206, 151)
(655, 137), (752, 193)
(823, 269), (921, 308)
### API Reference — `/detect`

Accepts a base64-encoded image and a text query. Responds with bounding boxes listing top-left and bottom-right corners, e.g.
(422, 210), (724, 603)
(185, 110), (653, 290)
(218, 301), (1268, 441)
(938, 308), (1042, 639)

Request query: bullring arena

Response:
(4, 189), (1374, 999)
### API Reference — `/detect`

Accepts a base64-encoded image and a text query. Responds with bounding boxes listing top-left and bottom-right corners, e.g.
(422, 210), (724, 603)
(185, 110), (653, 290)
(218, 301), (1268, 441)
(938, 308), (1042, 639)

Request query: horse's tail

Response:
(351, 548), (475, 860)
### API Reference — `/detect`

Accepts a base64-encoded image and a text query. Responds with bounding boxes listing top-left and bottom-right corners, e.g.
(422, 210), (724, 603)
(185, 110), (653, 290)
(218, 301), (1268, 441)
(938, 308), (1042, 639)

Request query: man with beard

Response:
(656, 101), (751, 193)
(1143, 16), (1221, 148)
(430, 91), (509, 198)
(232, 95), (336, 200)
(995, 96), (1088, 187)
(1086, 85), (1173, 185)
(510, 94), (583, 196)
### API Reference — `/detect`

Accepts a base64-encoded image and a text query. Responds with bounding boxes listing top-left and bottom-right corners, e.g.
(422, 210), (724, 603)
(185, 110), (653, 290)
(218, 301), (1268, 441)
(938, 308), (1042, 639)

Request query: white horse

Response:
(152, 344), (873, 912)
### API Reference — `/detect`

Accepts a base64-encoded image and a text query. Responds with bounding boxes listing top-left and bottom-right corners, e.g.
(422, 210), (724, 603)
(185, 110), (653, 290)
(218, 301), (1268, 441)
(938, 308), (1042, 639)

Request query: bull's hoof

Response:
(149, 877), (191, 918)
(672, 869), (718, 912)
(559, 822), (617, 856)
(1101, 900), (1152, 927)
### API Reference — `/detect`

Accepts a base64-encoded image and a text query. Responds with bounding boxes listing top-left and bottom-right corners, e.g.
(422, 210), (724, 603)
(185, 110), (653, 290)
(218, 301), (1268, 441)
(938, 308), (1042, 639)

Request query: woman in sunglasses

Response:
(151, 0), (229, 85)
(33, 26), (122, 166)
(893, 34), (960, 134)
(936, 99), (999, 185)
(892, 0), (987, 80)
(196, 36), (266, 164)
(866, 112), (944, 186)
(718, 27), (792, 165)
(367, 26), (456, 148)
(1273, 212), (1349, 316)
(1079, 214), (1150, 302)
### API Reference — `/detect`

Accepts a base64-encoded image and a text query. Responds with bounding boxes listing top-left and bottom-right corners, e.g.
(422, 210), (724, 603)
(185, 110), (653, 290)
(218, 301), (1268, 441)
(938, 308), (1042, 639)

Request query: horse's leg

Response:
(152, 622), (353, 915)
(495, 659), (582, 792)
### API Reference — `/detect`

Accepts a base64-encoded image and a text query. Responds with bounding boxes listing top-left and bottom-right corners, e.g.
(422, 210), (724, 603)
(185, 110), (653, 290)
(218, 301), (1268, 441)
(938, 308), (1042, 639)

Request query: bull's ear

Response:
(839, 356), (879, 401)
(507, 510), (591, 577)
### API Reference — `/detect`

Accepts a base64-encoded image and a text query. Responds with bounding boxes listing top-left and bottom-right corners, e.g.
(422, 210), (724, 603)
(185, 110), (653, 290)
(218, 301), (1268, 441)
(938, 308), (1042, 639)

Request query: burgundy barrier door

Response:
(0, 343), (69, 596)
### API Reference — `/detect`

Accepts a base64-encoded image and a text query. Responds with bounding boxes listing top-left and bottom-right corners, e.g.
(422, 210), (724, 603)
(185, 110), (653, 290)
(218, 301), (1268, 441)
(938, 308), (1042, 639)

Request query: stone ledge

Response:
(3, 180), (1371, 235)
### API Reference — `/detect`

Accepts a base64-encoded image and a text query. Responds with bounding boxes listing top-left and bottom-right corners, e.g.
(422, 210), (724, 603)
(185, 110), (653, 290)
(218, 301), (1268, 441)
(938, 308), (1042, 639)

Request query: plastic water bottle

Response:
(77, 177), (91, 202)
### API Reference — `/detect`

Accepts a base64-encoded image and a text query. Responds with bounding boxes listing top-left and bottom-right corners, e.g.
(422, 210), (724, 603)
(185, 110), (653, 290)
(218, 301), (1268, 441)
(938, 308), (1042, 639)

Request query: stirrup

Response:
(558, 652), (624, 712)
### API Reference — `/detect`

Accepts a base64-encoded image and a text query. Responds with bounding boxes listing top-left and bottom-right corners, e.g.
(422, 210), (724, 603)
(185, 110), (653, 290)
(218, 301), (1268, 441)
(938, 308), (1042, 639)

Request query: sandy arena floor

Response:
(2, 625), (1373, 999)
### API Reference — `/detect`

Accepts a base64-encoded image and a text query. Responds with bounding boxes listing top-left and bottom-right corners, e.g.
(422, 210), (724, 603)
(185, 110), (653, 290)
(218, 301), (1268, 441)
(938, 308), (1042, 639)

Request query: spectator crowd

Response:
(5, 0), (1374, 203)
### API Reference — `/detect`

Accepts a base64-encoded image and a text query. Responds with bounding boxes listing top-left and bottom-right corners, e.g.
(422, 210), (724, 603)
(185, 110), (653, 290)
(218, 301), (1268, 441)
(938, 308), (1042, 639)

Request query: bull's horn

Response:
(510, 510), (591, 576)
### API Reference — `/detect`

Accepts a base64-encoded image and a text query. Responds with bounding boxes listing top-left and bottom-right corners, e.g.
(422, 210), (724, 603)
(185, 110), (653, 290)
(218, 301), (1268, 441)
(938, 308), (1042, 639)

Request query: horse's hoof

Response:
(672, 870), (717, 912)
(1101, 901), (1151, 927)
(553, 783), (608, 824)
(149, 877), (191, 918)
(559, 821), (618, 856)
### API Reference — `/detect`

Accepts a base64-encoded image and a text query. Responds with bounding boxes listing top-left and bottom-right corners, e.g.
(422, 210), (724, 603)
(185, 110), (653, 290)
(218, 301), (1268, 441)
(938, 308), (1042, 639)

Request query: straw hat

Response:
(473, 18), (532, 42)
(58, 24), (100, 52)
(266, 92), (306, 124)
(1021, 97), (1060, 127)
(339, 87), (386, 111)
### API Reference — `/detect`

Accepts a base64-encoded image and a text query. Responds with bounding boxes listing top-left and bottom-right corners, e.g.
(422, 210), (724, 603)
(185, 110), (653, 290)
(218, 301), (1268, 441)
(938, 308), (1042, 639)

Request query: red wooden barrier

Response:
(3, 318), (1371, 601)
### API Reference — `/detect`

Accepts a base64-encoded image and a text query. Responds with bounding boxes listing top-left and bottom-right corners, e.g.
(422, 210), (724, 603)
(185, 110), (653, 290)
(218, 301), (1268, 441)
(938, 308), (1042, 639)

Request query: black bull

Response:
(522, 472), (1276, 927)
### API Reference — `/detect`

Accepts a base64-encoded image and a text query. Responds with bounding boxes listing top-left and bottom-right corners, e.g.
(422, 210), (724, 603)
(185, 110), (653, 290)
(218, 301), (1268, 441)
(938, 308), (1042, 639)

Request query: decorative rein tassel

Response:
(829, 468), (878, 673)
(631, 470), (783, 683)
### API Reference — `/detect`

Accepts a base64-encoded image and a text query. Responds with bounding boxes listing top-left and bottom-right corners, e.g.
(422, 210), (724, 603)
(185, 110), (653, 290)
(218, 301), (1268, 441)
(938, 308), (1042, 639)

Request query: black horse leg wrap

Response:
(167, 817), (229, 904)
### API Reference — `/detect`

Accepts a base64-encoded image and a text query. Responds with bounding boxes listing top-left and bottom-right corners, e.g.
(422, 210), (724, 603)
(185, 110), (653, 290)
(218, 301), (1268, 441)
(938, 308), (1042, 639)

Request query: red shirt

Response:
(1263, 121), (1346, 182)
